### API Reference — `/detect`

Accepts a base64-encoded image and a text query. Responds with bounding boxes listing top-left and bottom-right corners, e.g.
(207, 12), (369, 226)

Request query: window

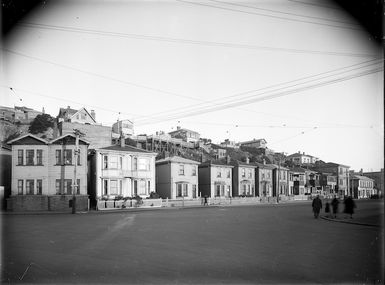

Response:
(120, 157), (123, 169)
(192, 185), (197, 198)
(248, 169), (252, 178)
(104, 156), (108, 169)
(76, 179), (80, 195)
(26, 180), (34, 194)
(262, 172), (265, 179)
(339, 179), (343, 185)
(177, 183), (183, 197)
(216, 185), (221, 197)
(227, 185), (231, 197)
(183, 184), (188, 197)
(227, 169), (231, 178)
(192, 166), (197, 176)
(36, 179), (42, 195)
(110, 180), (118, 195)
(241, 168), (246, 178)
(220, 186), (224, 196)
(26, 150), (34, 165)
(138, 158), (150, 171)
(139, 180), (146, 195)
(147, 181), (150, 193)
(17, 150), (23, 165)
(133, 157), (138, 170)
(65, 179), (72, 194)
(242, 184), (247, 195)
(179, 165), (185, 175)
(56, 179), (62, 194)
(109, 156), (118, 169)
(77, 151), (81, 166)
(63, 149), (72, 165)
(104, 180), (108, 195)
(217, 169), (222, 178)
(18, 180), (23, 195)
(120, 180), (123, 195)
(56, 150), (62, 165)
(36, 149), (43, 165)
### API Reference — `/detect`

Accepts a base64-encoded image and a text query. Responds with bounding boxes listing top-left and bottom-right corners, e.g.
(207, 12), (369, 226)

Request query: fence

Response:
(96, 195), (301, 211)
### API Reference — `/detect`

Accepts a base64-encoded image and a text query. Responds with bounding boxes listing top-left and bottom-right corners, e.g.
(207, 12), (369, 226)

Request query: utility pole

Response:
(72, 129), (84, 214)
(277, 157), (280, 203)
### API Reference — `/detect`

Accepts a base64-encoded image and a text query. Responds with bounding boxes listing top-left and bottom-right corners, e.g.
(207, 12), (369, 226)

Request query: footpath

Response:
(320, 208), (383, 228)
(1, 199), (311, 215)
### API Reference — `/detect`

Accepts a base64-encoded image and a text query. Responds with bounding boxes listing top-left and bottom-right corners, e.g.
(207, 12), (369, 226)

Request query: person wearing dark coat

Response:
(312, 195), (322, 219)
(344, 196), (356, 218)
(331, 196), (339, 218)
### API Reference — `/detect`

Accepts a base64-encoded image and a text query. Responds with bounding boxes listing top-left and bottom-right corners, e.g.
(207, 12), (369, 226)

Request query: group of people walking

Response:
(312, 195), (356, 219)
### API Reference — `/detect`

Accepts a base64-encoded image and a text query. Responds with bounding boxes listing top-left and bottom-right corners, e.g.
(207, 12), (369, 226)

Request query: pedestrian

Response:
(331, 196), (339, 218)
(203, 195), (208, 206)
(312, 195), (322, 219)
(344, 196), (356, 219)
(325, 201), (331, 218)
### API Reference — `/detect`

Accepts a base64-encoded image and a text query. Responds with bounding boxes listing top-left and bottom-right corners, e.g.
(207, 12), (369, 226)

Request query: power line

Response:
(287, 0), (344, 11)
(133, 59), (381, 121)
(16, 22), (375, 58)
(135, 66), (382, 126)
(209, 0), (358, 26)
(134, 61), (383, 124)
(2, 48), (199, 102)
(176, 0), (363, 31)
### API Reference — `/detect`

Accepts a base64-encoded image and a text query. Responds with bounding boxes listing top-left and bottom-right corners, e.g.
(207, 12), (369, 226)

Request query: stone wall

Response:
(6, 195), (89, 212)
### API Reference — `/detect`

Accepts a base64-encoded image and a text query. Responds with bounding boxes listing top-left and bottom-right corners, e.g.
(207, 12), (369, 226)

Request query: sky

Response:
(1, 0), (383, 172)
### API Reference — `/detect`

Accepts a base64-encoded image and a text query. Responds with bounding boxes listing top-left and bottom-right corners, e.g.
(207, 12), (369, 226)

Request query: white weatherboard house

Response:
(156, 156), (200, 199)
(89, 143), (157, 203)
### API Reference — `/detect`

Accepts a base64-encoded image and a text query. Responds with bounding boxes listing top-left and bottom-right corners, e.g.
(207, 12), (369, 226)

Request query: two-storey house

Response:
(231, 159), (256, 197)
(155, 156), (200, 199)
(7, 133), (89, 211)
(198, 160), (233, 198)
(319, 173), (337, 196)
(286, 152), (319, 166)
(289, 167), (306, 195)
(168, 126), (200, 143)
(349, 174), (375, 199)
(88, 142), (157, 206)
(272, 164), (289, 197)
(255, 162), (274, 197)
(313, 162), (350, 197)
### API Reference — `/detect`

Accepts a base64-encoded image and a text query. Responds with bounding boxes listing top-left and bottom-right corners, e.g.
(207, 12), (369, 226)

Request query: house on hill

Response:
(57, 106), (97, 125)
(88, 141), (157, 207)
(198, 160), (233, 198)
(7, 133), (89, 212)
(239, 138), (267, 149)
(168, 126), (200, 143)
(286, 151), (319, 166)
(231, 158), (256, 197)
(156, 156), (200, 199)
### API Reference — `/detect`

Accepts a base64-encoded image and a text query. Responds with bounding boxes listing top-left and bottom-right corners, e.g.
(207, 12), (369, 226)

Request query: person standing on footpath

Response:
(312, 195), (322, 219)
(331, 196), (339, 218)
(344, 196), (356, 218)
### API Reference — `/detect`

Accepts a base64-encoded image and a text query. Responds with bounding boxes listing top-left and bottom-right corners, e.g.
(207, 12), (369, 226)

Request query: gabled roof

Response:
(58, 107), (77, 117)
(7, 133), (47, 145)
(72, 107), (96, 123)
(98, 145), (156, 154)
(199, 160), (234, 168)
(316, 162), (350, 168)
(49, 134), (90, 145)
(169, 128), (199, 135)
(254, 162), (275, 169)
(231, 160), (256, 168)
(156, 156), (200, 165)
(269, 164), (290, 171)
(351, 174), (374, 181)
(239, 138), (267, 145)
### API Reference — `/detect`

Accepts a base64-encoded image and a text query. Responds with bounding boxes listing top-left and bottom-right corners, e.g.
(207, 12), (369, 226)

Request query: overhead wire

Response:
(208, 0), (358, 26)
(133, 59), (382, 121)
(176, 0), (363, 31)
(134, 61), (383, 125)
(134, 66), (382, 125)
(17, 22), (375, 58)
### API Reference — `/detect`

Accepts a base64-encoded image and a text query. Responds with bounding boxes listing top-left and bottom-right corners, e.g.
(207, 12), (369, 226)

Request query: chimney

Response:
(246, 157), (249, 164)
(91, 110), (96, 121)
(263, 158), (266, 165)
(177, 126), (181, 130)
(120, 132), (125, 148)
(359, 168), (363, 175)
(67, 106), (71, 109)
(226, 155), (231, 164)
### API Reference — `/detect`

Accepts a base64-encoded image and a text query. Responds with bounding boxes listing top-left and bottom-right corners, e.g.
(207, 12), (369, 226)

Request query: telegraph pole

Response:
(277, 157), (280, 203)
(72, 129), (84, 214)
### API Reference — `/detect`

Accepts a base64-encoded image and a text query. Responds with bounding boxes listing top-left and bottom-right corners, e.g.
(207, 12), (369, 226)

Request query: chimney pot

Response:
(246, 157), (249, 164)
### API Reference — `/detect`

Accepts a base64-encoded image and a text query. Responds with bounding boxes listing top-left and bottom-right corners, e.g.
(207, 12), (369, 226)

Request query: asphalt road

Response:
(2, 200), (383, 284)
